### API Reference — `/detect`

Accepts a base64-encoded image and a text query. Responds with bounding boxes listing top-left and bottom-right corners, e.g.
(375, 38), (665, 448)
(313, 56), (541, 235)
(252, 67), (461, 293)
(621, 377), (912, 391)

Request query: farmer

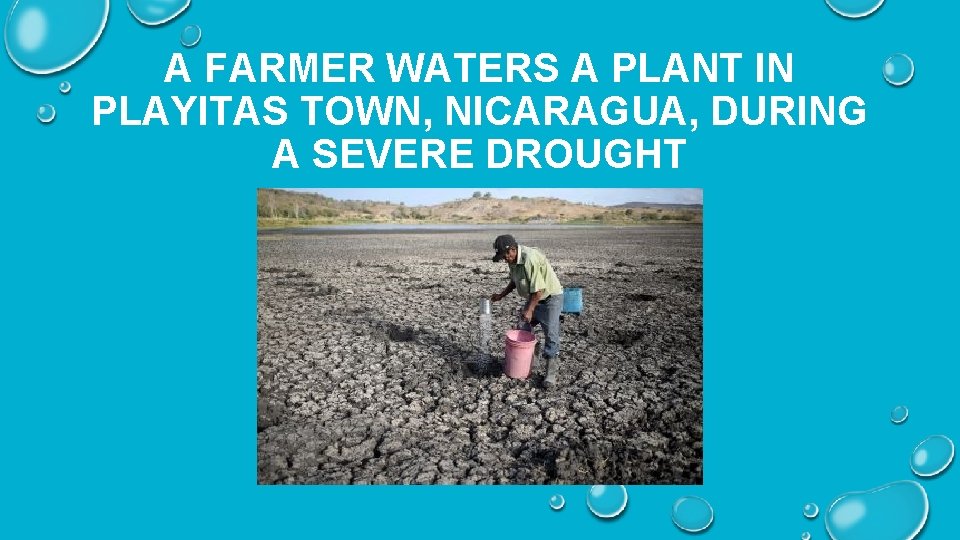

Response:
(489, 234), (564, 388)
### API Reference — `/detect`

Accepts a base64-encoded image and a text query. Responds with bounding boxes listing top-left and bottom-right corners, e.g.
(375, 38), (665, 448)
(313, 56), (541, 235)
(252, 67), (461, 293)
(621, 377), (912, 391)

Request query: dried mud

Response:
(257, 225), (702, 484)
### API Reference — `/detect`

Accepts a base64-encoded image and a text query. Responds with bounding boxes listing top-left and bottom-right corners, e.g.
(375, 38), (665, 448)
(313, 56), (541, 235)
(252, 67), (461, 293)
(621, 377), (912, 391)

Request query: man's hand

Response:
(521, 308), (534, 323)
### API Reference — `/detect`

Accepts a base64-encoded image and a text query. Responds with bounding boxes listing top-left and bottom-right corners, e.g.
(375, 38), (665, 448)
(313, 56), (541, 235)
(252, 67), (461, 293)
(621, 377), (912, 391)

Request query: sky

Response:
(285, 188), (703, 206)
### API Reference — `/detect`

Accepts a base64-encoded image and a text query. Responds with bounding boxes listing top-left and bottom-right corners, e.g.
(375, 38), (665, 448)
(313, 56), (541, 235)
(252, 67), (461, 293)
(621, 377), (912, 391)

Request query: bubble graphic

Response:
(671, 496), (714, 533)
(58, 80), (70, 94)
(883, 54), (915, 86)
(911, 435), (954, 477)
(825, 480), (928, 540)
(127, 0), (191, 26)
(803, 503), (819, 518)
(4, 0), (109, 74)
(802, 533), (812, 540)
(891, 405), (909, 424)
(549, 494), (565, 511)
(586, 485), (627, 519)
(824, 0), (885, 18)
(180, 24), (201, 47)
(36, 103), (56, 123)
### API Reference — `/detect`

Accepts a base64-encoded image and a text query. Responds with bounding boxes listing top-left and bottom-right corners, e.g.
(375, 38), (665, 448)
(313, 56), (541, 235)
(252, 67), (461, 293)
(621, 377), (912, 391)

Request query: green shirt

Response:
(509, 245), (563, 299)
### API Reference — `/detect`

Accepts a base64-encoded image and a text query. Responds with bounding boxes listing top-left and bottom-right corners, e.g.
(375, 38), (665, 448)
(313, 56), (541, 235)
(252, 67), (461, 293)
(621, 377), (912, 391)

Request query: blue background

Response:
(2, 1), (956, 538)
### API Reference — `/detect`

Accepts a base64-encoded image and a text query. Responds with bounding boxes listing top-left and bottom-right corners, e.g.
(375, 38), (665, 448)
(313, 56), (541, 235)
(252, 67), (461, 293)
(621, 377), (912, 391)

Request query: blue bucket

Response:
(562, 286), (583, 314)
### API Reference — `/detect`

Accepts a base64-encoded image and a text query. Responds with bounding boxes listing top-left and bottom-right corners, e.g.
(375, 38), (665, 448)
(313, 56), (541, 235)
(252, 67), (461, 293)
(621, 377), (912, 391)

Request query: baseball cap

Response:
(492, 234), (517, 262)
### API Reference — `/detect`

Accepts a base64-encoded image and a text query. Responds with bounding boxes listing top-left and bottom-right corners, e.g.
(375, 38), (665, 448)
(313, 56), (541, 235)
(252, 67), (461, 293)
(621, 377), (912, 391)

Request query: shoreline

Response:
(257, 221), (704, 234)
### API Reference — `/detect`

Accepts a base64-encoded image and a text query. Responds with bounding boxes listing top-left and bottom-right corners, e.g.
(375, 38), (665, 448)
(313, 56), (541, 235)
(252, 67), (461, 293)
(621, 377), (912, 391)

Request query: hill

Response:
(257, 189), (702, 227)
(612, 201), (703, 210)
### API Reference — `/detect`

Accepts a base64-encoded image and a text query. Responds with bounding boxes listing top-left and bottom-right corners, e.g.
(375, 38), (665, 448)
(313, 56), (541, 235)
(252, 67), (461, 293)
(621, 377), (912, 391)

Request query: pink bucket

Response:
(504, 329), (537, 379)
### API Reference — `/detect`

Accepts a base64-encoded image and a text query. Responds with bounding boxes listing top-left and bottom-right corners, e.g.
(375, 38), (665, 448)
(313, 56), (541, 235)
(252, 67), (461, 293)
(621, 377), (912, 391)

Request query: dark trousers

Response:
(519, 293), (562, 358)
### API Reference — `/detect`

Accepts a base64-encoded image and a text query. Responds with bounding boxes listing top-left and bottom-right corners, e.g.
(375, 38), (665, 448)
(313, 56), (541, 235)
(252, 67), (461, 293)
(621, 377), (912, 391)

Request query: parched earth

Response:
(257, 225), (702, 484)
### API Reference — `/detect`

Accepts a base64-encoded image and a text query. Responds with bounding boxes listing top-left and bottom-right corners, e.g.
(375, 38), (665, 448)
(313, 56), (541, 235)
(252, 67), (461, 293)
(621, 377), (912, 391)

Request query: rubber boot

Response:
(543, 356), (560, 389)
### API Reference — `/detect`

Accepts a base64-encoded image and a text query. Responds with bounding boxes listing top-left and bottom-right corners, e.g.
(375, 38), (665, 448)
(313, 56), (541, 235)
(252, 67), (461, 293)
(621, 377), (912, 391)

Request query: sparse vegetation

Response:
(256, 188), (701, 227)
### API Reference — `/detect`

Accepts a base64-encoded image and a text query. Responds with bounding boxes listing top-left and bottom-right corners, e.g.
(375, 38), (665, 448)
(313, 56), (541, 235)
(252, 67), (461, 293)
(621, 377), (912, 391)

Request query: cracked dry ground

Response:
(257, 225), (703, 484)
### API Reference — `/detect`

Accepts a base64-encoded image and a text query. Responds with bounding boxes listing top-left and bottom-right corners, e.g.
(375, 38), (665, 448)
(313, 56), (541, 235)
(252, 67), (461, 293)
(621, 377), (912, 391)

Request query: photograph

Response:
(257, 188), (703, 484)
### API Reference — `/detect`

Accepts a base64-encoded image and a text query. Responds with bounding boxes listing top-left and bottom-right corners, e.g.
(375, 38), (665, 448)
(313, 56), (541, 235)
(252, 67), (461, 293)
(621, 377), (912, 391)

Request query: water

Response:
(824, 480), (928, 540)
(671, 496), (714, 532)
(803, 502), (819, 518)
(36, 104), (56, 123)
(549, 494), (565, 511)
(825, 0), (885, 18)
(586, 485), (628, 519)
(4, 0), (109, 74)
(127, 0), (191, 26)
(910, 435), (954, 477)
(802, 533), (812, 540)
(883, 54), (915, 86)
(59, 81), (71, 94)
(180, 24), (201, 47)
(258, 223), (629, 235)
(891, 405), (909, 424)
(477, 313), (491, 371)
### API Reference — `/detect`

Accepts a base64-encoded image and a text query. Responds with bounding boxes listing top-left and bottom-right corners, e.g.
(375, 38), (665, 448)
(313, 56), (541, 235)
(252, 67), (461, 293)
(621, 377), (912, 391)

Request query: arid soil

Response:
(257, 225), (702, 484)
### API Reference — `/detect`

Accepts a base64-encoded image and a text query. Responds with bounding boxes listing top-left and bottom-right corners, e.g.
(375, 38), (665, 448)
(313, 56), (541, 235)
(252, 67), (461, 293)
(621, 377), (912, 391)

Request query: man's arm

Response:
(491, 280), (516, 301)
(521, 252), (546, 321)
(522, 290), (543, 322)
